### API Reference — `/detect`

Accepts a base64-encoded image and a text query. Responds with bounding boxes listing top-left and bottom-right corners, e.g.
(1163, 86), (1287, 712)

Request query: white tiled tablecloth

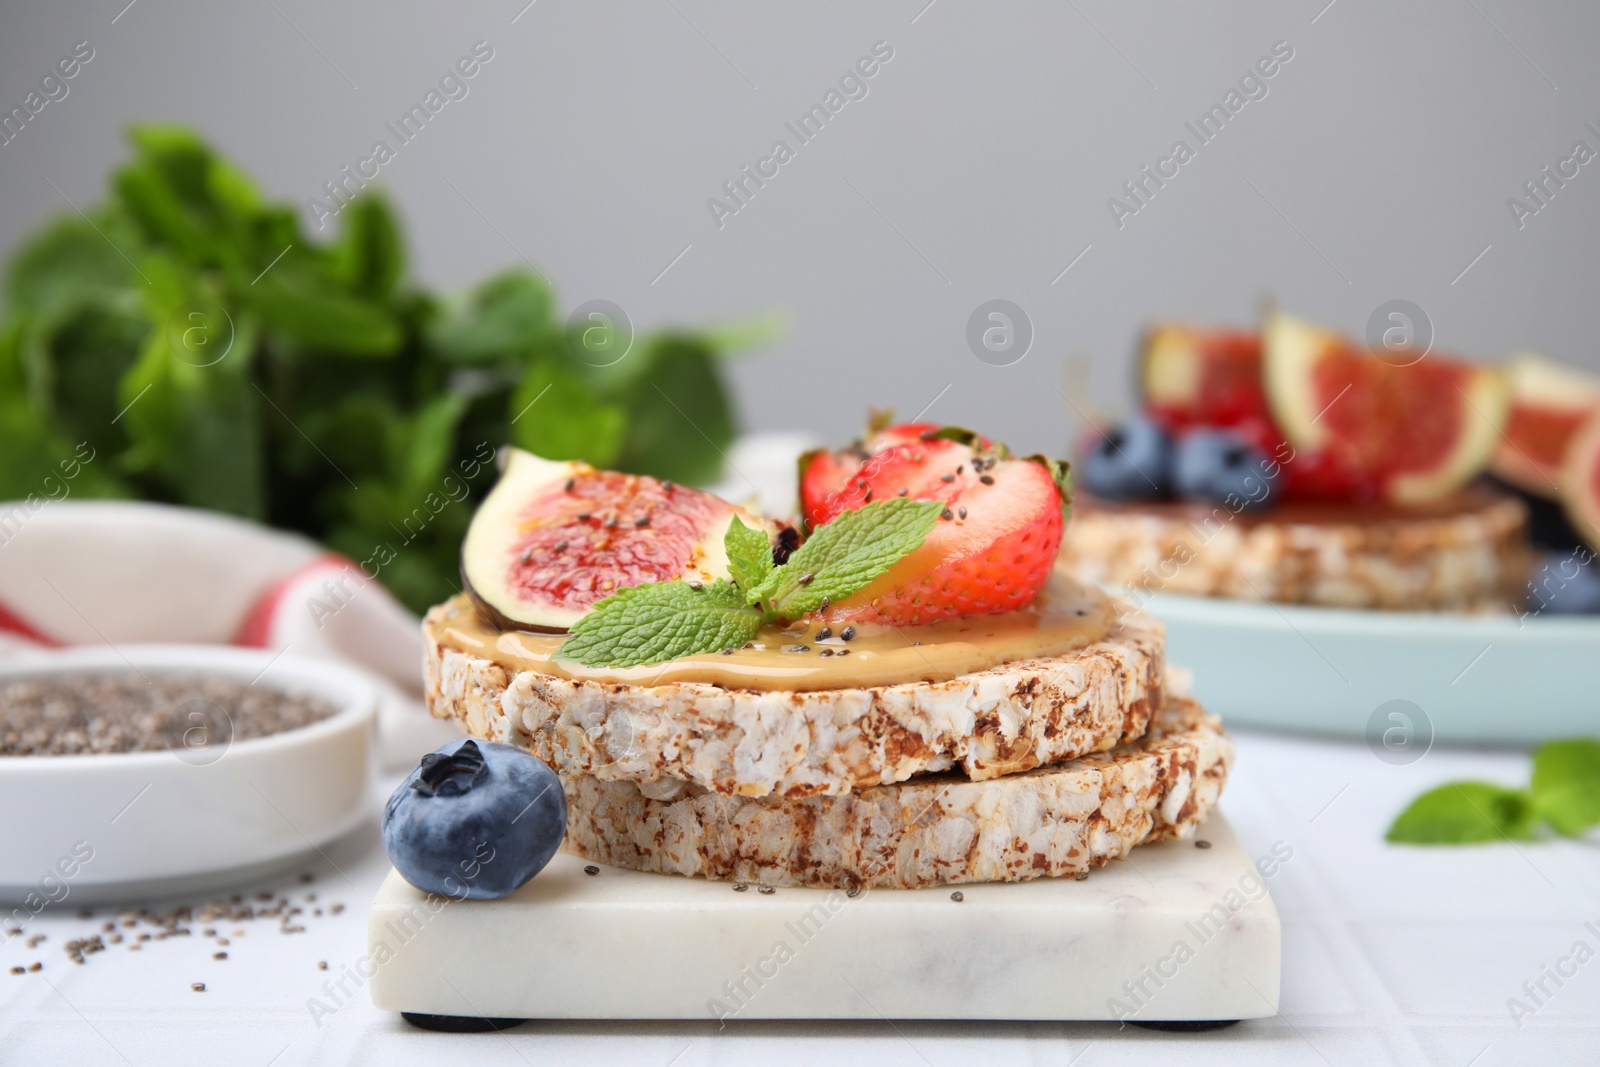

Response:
(2, 726), (1596, 1067)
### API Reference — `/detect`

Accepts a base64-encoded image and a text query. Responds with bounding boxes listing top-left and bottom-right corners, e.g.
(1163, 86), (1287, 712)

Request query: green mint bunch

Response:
(557, 497), (944, 668)
(1386, 738), (1600, 844)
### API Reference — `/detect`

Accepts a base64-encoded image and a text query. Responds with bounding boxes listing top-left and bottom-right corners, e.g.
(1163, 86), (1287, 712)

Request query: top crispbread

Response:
(422, 592), (1166, 799)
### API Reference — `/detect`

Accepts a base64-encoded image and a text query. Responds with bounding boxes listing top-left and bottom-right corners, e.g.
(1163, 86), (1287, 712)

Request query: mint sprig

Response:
(557, 498), (944, 668)
(751, 496), (943, 617)
(1385, 738), (1600, 845)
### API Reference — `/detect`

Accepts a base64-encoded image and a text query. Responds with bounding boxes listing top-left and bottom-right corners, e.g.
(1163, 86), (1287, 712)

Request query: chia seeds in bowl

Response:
(0, 671), (339, 757)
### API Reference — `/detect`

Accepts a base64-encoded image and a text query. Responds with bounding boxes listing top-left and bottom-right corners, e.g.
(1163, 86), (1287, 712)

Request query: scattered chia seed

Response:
(757, 886), (775, 895)
(818, 597), (830, 611)
(732, 884), (748, 893)
(0, 673), (337, 756)
(958, 507), (967, 520)
(940, 508), (953, 521)
(634, 515), (651, 527)
(318, 961), (329, 970)
(782, 645), (811, 654)
(27, 962), (39, 972)
(840, 626), (856, 642)
(797, 572), (815, 586)
(1194, 840), (1211, 849)
(554, 540), (568, 551)
(191, 982), (205, 993)
(1074, 871), (1090, 881)
(687, 580), (703, 591)
(584, 865), (600, 876)
(815, 627), (833, 641)
(819, 649), (834, 657)
(846, 887), (861, 898)
(836, 649), (851, 656)
(950, 891), (964, 902)
(8, 967), (21, 975)
(213, 952), (228, 960)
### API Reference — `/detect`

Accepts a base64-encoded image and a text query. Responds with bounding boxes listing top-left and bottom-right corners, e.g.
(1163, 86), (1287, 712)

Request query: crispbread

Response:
(559, 696), (1230, 890)
(1062, 491), (1527, 610)
(422, 593), (1165, 799)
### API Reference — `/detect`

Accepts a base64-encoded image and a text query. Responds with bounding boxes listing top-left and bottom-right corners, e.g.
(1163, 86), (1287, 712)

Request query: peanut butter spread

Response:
(427, 570), (1113, 692)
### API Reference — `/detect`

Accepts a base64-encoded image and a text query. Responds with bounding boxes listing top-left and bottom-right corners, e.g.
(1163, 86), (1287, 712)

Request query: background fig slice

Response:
(1491, 351), (1600, 500)
(461, 447), (759, 632)
(1263, 311), (1510, 505)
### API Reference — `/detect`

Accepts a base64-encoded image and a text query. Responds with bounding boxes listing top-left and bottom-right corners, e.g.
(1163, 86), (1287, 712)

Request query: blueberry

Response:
(1172, 430), (1278, 510)
(1081, 417), (1173, 499)
(1525, 552), (1600, 615)
(382, 739), (566, 899)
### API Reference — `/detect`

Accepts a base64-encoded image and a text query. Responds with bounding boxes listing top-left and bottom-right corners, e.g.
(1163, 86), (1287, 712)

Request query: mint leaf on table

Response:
(724, 517), (773, 600)
(753, 497), (944, 617)
(1531, 739), (1600, 837)
(1385, 782), (1537, 845)
(557, 580), (763, 669)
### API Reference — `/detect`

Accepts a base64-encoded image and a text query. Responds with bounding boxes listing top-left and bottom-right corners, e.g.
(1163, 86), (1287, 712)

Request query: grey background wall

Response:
(2, 0), (1597, 459)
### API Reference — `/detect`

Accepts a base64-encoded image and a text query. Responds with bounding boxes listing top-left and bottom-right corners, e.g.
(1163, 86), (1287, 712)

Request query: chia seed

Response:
(840, 626), (856, 642)
(815, 627), (833, 640)
(797, 572), (815, 586)
(564, 479), (575, 492)
(1194, 840), (1211, 849)
(554, 540), (568, 551)
(980, 475), (995, 485)
(757, 886), (775, 895)
(584, 865), (600, 876)
(950, 891), (964, 902)
(958, 507), (967, 520)
(940, 508), (954, 521)
(732, 884), (748, 893)
(634, 515), (651, 527)
(0, 673), (337, 757)
(941, 473), (955, 483)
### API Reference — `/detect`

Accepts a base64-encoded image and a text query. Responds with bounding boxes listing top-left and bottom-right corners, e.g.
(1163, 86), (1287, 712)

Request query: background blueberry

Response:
(1172, 429), (1278, 510)
(1080, 416), (1173, 499)
(382, 739), (567, 899)
(1525, 552), (1600, 615)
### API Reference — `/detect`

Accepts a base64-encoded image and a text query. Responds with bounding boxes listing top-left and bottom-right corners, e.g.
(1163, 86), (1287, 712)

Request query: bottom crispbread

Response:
(561, 696), (1231, 890)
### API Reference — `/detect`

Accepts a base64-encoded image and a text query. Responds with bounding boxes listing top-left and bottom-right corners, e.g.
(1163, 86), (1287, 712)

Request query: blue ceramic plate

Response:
(1145, 592), (1600, 747)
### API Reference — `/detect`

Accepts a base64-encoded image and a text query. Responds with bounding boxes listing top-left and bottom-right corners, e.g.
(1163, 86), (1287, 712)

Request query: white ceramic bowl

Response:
(0, 645), (377, 905)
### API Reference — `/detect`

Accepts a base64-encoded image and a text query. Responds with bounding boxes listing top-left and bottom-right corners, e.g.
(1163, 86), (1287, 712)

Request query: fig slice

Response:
(1561, 407), (1600, 551)
(1140, 323), (1272, 432)
(1490, 351), (1600, 499)
(461, 447), (759, 632)
(1263, 311), (1510, 505)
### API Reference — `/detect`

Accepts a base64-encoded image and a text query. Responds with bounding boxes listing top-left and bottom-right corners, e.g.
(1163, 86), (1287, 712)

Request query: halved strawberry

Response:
(800, 426), (1070, 626)
(799, 420), (995, 530)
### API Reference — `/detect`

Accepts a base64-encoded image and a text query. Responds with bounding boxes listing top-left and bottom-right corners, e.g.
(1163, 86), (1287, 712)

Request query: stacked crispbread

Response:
(422, 589), (1232, 889)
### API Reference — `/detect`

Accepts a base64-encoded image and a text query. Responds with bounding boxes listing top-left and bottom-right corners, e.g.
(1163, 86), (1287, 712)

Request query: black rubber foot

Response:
(1129, 1019), (1242, 1032)
(401, 1012), (529, 1032)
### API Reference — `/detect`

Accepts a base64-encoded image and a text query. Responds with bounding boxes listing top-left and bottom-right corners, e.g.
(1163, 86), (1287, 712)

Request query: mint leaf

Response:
(1385, 782), (1537, 845)
(755, 497), (943, 617)
(1531, 739), (1600, 837)
(556, 580), (762, 668)
(724, 517), (773, 600)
